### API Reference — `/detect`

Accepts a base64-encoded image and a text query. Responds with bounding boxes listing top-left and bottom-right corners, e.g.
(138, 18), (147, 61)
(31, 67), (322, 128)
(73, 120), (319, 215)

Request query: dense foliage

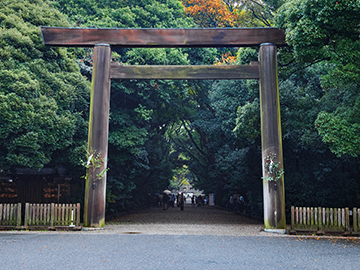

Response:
(0, 0), (90, 172)
(1, 0), (360, 220)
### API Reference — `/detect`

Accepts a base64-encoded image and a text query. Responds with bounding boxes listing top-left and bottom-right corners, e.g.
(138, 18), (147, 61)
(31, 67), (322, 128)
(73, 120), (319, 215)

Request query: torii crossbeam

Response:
(41, 27), (287, 233)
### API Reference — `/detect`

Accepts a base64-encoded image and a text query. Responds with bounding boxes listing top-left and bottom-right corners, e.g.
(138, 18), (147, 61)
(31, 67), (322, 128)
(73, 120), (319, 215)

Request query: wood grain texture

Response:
(110, 63), (260, 80)
(41, 27), (286, 47)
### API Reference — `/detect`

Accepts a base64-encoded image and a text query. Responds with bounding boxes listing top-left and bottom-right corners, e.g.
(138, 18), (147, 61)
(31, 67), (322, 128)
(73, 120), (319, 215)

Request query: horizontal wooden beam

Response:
(110, 63), (259, 80)
(41, 27), (286, 48)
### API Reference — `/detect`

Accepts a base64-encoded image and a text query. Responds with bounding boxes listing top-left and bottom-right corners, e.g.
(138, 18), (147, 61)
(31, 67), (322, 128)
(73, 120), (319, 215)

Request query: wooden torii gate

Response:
(41, 27), (287, 233)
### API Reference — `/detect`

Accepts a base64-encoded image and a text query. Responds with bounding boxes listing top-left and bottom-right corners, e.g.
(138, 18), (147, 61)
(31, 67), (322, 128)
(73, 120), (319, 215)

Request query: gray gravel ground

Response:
(104, 203), (264, 236)
(1, 204), (359, 269)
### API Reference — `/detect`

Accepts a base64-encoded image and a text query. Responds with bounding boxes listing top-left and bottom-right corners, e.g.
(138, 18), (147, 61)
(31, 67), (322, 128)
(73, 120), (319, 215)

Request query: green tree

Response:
(276, 0), (360, 158)
(276, 0), (360, 87)
(0, 0), (90, 170)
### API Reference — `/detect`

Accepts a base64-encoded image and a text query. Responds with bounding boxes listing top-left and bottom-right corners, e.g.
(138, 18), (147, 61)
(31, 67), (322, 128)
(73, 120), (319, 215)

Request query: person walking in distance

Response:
(162, 193), (170, 210)
(178, 192), (185, 211)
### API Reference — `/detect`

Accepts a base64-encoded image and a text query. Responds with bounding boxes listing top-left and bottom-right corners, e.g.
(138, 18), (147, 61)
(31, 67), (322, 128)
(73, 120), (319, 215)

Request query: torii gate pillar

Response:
(259, 43), (286, 233)
(83, 44), (111, 228)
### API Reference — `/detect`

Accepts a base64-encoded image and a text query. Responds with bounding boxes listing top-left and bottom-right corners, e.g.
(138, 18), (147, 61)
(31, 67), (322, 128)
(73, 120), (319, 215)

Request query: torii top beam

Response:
(41, 27), (286, 48)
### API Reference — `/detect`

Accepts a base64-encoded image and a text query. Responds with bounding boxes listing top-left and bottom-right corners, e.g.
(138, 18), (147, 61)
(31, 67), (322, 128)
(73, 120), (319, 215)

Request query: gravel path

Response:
(102, 203), (266, 236)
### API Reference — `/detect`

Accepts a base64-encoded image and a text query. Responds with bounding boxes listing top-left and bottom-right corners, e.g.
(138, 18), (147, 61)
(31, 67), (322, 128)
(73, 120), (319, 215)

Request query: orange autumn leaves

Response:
(183, 0), (237, 27)
(215, 52), (237, 65)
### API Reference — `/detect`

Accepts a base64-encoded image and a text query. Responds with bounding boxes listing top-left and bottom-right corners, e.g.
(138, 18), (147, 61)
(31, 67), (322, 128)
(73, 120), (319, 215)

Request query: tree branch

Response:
(181, 119), (207, 156)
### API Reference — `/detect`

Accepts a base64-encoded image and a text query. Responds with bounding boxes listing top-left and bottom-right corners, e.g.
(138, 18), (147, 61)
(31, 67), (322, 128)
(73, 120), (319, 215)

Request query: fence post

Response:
(310, 207), (314, 229)
(3, 204), (6, 225)
(34, 204), (37, 225)
(6, 204), (10, 225)
(31, 203), (34, 225)
(66, 204), (69, 225)
(24, 203), (28, 227)
(0, 204), (2, 225)
(303, 207), (306, 227)
(76, 203), (80, 227)
(62, 204), (65, 226)
(16, 203), (21, 227)
(334, 208), (338, 229)
(325, 208), (329, 228)
(354, 208), (358, 233)
(345, 208), (350, 232)
(330, 208), (334, 228)
(10, 204), (14, 226)
(47, 204), (51, 225)
(358, 209), (360, 233)
(50, 203), (54, 227)
(41, 204), (44, 225)
(44, 204), (47, 225)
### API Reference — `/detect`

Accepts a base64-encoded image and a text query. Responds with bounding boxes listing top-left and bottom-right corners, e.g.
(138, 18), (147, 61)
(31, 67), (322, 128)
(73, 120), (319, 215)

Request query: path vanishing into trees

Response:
(106, 203), (264, 236)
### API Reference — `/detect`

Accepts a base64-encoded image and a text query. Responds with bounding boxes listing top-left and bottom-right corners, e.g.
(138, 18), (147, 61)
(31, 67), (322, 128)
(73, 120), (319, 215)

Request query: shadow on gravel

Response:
(109, 203), (262, 225)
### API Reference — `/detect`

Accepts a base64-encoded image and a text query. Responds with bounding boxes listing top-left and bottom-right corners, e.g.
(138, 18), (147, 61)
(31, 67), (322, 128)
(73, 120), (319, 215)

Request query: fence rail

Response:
(24, 203), (80, 227)
(291, 206), (360, 234)
(0, 203), (21, 226)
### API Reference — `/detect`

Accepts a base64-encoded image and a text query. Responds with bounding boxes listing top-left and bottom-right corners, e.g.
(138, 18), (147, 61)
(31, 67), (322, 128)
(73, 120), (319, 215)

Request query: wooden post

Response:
(24, 203), (28, 227)
(83, 44), (111, 228)
(0, 204), (3, 225)
(50, 203), (54, 227)
(330, 208), (334, 228)
(35, 204), (39, 225)
(6, 204), (10, 225)
(17, 203), (21, 227)
(334, 208), (338, 229)
(345, 207), (350, 232)
(10, 204), (14, 226)
(325, 208), (329, 228)
(259, 43), (286, 233)
(311, 207), (314, 229)
(65, 204), (69, 225)
(353, 208), (358, 233)
(76, 203), (80, 227)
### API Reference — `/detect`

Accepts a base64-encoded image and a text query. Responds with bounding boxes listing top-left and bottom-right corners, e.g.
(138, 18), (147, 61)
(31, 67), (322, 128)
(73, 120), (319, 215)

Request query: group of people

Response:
(162, 192), (186, 211)
(148, 192), (186, 211)
(148, 192), (212, 211)
(228, 194), (245, 212)
(190, 195), (207, 207)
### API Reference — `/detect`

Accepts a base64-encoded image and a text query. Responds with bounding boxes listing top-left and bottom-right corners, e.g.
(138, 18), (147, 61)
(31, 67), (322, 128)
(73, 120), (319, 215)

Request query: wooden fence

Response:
(291, 206), (360, 234)
(24, 203), (80, 227)
(0, 203), (21, 226)
(0, 203), (81, 229)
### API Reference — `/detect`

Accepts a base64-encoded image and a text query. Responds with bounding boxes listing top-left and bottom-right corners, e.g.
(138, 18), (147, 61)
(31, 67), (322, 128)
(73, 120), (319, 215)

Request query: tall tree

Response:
(0, 0), (90, 171)
(276, 0), (360, 157)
